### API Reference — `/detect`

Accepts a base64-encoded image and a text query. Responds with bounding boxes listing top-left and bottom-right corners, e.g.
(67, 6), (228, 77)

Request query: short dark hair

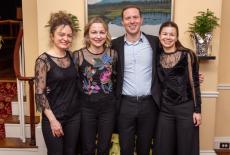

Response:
(121, 5), (142, 19)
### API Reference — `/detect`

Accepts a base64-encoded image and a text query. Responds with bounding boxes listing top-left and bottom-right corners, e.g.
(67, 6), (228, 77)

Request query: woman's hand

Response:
(50, 119), (64, 137)
(193, 112), (202, 126)
(44, 108), (64, 137)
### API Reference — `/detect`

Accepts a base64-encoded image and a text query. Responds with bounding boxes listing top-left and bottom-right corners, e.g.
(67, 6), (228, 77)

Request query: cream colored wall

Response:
(22, 0), (38, 76)
(215, 0), (230, 136)
(36, 0), (85, 54)
(216, 91), (230, 136)
(218, 0), (230, 83)
(22, 0), (228, 151)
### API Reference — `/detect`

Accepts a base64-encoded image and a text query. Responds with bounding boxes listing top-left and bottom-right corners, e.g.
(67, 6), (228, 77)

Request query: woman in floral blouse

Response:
(73, 17), (117, 155)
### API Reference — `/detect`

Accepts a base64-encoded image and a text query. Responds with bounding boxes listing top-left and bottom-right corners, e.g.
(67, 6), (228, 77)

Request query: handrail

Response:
(13, 27), (36, 146)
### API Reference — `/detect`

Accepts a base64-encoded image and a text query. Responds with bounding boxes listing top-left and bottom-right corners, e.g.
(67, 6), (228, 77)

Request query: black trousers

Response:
(42, 112), (81, 155)
(118, 95), (158, 155)
(154, 100), (200, 155)
(81, 95), (116, 155)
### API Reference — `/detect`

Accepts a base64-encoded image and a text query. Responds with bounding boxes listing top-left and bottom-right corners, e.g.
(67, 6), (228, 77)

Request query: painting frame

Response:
(85, 0), (175, 38)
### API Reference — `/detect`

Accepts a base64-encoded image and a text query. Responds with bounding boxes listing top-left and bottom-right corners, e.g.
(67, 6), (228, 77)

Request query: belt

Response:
(121, 95), (152, 102)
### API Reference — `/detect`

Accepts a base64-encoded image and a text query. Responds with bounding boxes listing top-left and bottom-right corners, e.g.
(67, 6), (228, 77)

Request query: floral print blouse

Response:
(73, 47), (117, 95)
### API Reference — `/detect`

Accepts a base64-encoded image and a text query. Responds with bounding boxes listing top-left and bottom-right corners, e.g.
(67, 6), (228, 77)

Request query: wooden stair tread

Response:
(0, 138), (37, 148)
(11, 95), (27, 102)
(4, 115), (40, 124)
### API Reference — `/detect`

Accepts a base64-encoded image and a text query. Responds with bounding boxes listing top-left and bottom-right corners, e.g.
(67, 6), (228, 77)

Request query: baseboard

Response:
(200, 150), (216, 155)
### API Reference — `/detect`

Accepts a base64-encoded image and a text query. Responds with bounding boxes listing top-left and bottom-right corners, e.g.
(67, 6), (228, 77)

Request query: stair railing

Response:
(13, 26), (36, 146)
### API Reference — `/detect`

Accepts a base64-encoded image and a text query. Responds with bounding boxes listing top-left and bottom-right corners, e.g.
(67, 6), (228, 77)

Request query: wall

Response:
(36, 0), (85, 55)
(216, 0), (230, 137)
(22, 0), (38, 76)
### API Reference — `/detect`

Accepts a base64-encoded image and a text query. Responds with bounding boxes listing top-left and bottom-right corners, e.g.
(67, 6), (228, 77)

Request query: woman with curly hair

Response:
(35, 11), (81, 155)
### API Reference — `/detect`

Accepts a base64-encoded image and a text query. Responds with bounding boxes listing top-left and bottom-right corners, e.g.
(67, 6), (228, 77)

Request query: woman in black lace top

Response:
(34, 11), (80, 155)
(73, 17), (117, 155)
(154, 21), (202, 155)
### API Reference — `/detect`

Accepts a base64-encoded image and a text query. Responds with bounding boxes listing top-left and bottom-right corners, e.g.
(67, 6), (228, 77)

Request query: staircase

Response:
(0, 22), (48, 154)
(0, 93), (48, 154)
(0, 99), (47, 155)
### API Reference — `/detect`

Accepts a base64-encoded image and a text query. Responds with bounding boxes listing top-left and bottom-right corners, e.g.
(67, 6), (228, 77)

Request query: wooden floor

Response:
(0, 138), (38, 148)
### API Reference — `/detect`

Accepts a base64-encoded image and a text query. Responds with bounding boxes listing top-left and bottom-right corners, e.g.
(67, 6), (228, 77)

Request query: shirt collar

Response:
(124, 32), (144, 45)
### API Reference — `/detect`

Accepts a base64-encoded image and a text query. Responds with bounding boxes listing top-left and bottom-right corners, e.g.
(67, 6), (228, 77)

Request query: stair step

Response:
(11, 95), (27, 102)
(0, 138), (37, 148)
(11, 97), (28, 115)
(0, 125), (47, 154)
(4, 115), (40, 138)
(4, 115), (40, 124)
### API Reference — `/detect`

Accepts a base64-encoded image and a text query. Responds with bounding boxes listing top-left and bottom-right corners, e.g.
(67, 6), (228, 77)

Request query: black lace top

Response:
(158, 49), (201, 113)
(35, 51), (80, 119)
(73, 47), (117, 97)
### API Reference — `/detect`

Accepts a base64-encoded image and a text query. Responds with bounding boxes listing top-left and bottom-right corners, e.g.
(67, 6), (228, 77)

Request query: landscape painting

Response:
(86, 0), (174, 38)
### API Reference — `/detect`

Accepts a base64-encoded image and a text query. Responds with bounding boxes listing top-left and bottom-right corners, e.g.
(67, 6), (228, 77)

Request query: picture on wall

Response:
(86, 0), (174, 38)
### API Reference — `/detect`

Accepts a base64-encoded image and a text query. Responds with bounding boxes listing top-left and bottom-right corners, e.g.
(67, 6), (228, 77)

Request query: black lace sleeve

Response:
(111, 48), (118, 94)
(72, 49), (84, 72)
(191, 52), (202, 113)
(34, 56), (50, 112)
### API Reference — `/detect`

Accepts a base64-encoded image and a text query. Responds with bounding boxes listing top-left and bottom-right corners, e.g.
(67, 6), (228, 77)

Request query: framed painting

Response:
(85, 0), (174, 38)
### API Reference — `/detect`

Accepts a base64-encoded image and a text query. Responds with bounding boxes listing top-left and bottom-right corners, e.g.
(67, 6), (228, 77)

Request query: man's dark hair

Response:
(121, 5), (142, 19)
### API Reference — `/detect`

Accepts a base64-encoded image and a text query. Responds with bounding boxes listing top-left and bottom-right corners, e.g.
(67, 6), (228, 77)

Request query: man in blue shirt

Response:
(112, 5), (161, 155)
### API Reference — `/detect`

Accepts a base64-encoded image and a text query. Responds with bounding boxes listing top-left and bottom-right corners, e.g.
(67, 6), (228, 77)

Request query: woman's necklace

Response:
(87, 47), (104, 55)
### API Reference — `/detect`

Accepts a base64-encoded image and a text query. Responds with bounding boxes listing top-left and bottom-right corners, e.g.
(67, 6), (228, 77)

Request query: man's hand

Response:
(199, 73), (204, 83)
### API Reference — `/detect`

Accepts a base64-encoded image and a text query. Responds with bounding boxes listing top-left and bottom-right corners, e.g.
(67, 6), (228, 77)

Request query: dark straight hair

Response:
(159, 21), (185, 50)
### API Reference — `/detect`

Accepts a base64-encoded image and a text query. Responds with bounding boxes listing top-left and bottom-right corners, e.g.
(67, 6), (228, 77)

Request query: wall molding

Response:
(201, 91), (219, 98)
(218, 84), (230, 90)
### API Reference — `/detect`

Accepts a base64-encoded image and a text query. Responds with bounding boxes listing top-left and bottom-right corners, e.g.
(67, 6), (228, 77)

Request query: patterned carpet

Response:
(0, 81), (17, 139)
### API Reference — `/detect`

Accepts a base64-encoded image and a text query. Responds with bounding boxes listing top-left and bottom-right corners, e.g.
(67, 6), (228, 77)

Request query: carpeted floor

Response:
(0, 81), (17, 139)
